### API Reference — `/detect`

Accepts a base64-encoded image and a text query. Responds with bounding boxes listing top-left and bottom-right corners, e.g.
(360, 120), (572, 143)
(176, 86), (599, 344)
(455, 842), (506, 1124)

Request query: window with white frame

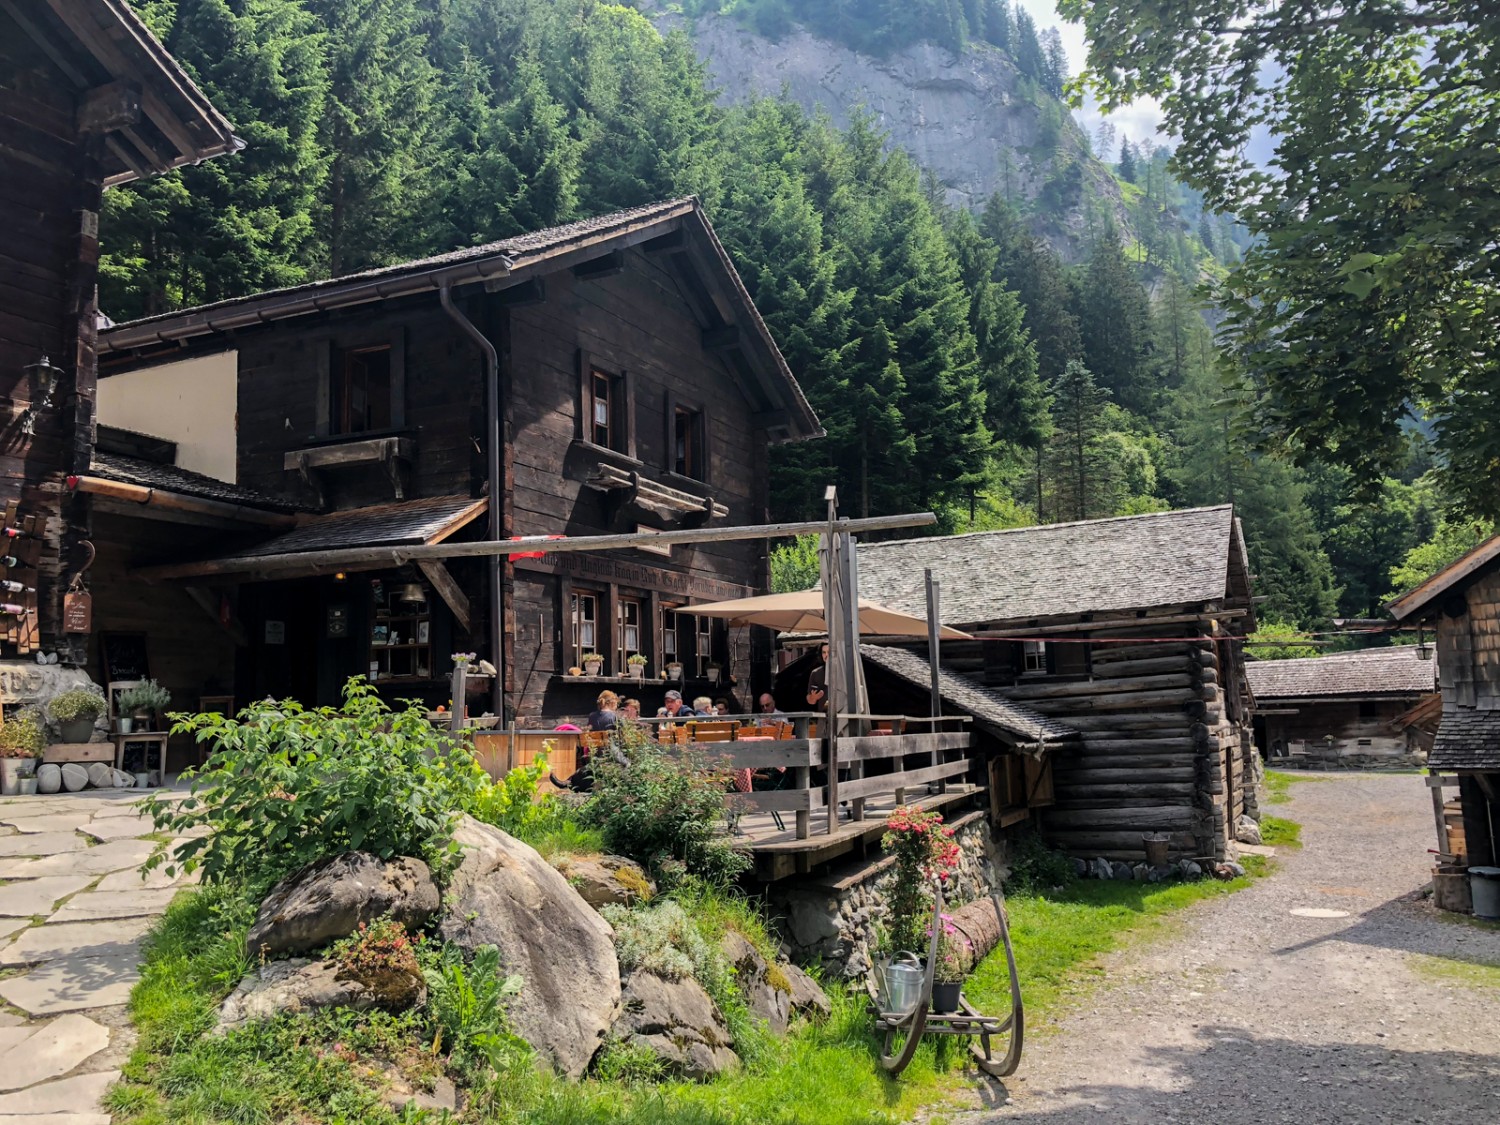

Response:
(617, 598), (642, 668)
(1022, 640), (1047, 674)
(570, 590), (601, 664)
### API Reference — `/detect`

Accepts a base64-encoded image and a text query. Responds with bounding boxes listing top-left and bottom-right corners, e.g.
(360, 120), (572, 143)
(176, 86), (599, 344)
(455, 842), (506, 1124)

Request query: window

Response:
(570, 590), (600, 661)
(661, 604), (679, 663)
(1054, 641), (1090, 677)
(1358, 701), (1380, 720)
(695, 614), (714, 677)
(673, 406), (705, 480)
(617, 598), (643, 668)
(579, 353), (632, 455)
(1022, 640), (1047, 674)
(332, 345), (393, 436)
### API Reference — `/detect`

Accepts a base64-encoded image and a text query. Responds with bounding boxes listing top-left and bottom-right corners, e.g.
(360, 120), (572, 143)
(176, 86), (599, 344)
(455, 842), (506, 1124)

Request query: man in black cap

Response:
(657, 690), (698, 719)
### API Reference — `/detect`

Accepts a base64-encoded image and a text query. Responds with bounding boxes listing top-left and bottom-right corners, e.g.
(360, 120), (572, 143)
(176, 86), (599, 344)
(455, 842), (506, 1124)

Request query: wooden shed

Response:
(1246, 646), (1437, 768)
(0, 0), (236, 663)
(851, 505), (1258, 862)
(1389, 536), (1500, 868)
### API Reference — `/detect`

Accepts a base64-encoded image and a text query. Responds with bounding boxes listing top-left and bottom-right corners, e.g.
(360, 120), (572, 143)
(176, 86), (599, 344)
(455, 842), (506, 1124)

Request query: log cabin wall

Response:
(1436, 568), (1500, 714)
(1260, 699), (1422, 765)
(937, 612), (1246, 861)
(0, 10), (104, 662)
(504, 252), (767, 718)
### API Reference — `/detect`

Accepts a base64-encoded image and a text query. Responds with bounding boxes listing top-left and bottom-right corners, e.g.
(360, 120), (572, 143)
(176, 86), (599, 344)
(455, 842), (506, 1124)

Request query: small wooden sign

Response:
(63, 590), (92, 633)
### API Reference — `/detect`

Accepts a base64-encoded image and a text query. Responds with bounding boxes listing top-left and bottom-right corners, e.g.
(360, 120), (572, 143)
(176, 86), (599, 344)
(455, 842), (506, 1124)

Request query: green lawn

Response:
(1259, 815), (1302, 849)
(1410, 953), (1500, 989)
(1264, 769), (1325, 805)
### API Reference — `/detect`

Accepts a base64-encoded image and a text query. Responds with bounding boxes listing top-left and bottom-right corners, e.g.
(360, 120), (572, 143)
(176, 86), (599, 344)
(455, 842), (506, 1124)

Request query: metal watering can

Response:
(881, 952), (924, 1015)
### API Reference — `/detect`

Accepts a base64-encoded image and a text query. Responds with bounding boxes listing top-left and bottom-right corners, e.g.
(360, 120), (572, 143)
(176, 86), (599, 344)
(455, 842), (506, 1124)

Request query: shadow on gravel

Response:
(1271, 891), (1500, 968)
(981, 1024), (1500, 1124)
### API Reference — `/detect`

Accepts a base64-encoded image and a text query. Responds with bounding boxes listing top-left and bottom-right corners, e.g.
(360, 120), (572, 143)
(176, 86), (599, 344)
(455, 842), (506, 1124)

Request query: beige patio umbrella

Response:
(684, 590), (972, 639)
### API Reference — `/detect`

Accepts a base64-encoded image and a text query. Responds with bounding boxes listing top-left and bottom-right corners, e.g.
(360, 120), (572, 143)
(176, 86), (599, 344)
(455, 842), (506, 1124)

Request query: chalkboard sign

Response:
(100, 632), (150, 685)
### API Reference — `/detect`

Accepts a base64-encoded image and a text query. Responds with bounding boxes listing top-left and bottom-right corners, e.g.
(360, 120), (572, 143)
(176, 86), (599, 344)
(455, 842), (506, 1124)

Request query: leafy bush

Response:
(119, 679), (171, 714)
(467, 753), (552, 838)
(0, 708), (44, 758)
(332, 918), (421, 981)
(47, 687), (106, 723)
(422, 943), (527, 1075)
(880, 806), (960, 954)
(583, 726), (750, 887)
(145, 678), (489, 888)
(1002, 827), (1077, 895)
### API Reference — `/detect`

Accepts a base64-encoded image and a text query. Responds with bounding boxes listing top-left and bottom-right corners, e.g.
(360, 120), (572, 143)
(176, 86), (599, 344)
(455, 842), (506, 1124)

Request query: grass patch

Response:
(1264, 769), (1324, 805)
(1410, 953), (1500, 989)
(1435, 909), (1500, 932)
(966, 873), (1256, 1028)
(1259, 815), (1302, 849)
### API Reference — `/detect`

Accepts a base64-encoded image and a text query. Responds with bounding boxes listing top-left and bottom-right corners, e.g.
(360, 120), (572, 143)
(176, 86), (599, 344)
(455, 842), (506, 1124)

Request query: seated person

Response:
(620, 698), (642, 723)
(713, 697), (732, 716)
(588, 690), (620, 732)
(657, 689), (697, 719)
(692, 695), (715, 715)
(757, 692), (787, 719)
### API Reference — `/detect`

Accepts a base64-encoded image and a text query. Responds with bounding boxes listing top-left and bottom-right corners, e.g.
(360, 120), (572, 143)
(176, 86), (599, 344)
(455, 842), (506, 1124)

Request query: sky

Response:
(1014, 0), (1169, 153)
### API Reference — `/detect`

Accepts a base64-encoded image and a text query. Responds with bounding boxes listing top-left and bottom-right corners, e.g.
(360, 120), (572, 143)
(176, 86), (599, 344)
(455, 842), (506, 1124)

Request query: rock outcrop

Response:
(440, 816), (621, 1080)
(552, 854), (656, 909)
(247, 853), (439, 957)
(217, 959), (388, 1031)
(614, 970), (739, 1080)
(721, 931), (790, 1035)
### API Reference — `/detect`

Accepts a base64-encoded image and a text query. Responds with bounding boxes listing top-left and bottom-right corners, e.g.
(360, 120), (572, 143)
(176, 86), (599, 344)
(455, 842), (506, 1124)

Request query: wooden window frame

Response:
(316, 328), (407, 440)
(569, 587), (603, 668)
(1021, 640), (1047, 676)
(664, 393), (710, 485)
(660, 602), (681, 664)
(577, 350), (635, 458)
(617, 596), (644, 670)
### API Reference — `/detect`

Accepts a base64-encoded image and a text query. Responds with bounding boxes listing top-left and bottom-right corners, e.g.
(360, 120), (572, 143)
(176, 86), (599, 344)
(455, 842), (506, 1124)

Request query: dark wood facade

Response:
(0, 0), (235, 663)
(95, 202), (820, 722)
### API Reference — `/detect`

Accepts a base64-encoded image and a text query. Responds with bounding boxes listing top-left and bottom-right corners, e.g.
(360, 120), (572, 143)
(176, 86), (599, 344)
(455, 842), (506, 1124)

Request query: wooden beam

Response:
(486, 277), (545, 306)
(642, 229), (687, 254)
(182, 586), (248, 647)
(67, 475), (297, 528)
(78, 81), (142, 134)
(418, 559), (471, 633)
(701, 325), (740, 352)
(132, 511), (938, 582)
(572, 251), (624, 280)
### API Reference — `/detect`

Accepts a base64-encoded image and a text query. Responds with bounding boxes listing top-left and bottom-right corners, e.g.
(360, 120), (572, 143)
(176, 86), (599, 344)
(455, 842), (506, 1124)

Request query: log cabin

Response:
(91, 199), (821, 759)
(1246, 646), (1437, 769)
(0, 0), (236, 666)
(1388, 534), (1500, 869)
(850, 505), (1258, 861)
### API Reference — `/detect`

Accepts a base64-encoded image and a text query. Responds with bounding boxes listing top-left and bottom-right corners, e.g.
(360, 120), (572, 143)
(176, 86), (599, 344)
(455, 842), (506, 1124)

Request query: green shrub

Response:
(331, 918), (421, 980)
(0, 707), (44, 758)
(583, 727), (750, 887)
(422, 943), (527, 1076)
(144, 677), (489, 888)
(1003, 827), (1077, 895)
(119, 679), (171, 714)
(468, 753), (553, 838)
(47, 687), (106, 723)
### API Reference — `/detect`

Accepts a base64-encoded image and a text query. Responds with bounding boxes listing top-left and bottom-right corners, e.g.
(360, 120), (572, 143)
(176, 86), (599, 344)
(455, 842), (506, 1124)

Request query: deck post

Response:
(844, 533), (866, 821)
(926, 569), (945, 794)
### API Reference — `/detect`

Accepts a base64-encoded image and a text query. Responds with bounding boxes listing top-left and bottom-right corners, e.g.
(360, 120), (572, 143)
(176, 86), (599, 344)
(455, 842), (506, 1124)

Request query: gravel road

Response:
(960, 772), (1500, 1125)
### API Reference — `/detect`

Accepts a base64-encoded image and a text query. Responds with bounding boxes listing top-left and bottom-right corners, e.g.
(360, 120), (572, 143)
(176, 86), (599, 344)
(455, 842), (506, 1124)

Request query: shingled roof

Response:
(1245, 646), (1437, 702)
(859, 645), (1078, 747)
(1429, 708), (1500, 772)
(89, 451), (310, 514)
(852, 506), (1250, 625)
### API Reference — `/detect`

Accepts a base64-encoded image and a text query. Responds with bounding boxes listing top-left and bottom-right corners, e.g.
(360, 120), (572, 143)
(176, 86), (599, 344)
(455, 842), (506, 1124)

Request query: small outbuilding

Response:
(1246, 646), (1437, 768)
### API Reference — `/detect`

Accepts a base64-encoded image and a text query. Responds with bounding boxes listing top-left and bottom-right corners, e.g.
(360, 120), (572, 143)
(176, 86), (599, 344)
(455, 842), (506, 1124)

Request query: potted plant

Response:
(627, 653), (648, 680)
(16, 763), (37, 796)
(705, 661), (722, 686)
(928, 914), (973, 1013)
(117, 680), (170, 733)
(0, 709), (44, 796)
(581, 651), (603, 677)
(664, 660), (684, 682)
(47, 687), (106, 743)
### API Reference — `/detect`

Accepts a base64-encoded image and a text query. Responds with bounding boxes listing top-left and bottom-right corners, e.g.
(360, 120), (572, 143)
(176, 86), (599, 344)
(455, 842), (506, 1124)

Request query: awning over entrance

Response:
(133, 494), (488, 582)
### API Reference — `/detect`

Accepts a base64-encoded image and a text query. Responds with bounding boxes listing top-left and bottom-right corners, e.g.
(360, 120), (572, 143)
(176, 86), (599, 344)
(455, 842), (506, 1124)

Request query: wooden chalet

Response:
(1245, 646), (1437, 768)
(850, 505), (1258, 861)
(0, 0), (237, 664)
(1389, 535), (1500, 868)
(91, 199), (821, 760)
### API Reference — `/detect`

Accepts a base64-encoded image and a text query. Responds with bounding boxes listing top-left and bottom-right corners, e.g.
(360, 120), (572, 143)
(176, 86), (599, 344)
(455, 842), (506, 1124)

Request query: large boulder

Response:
(721, 932), (789, 1035)
(780, 960), (832, 1021)
(552, 854), (656, 909)
(216, 959), (391, 1031)
(247, 853), (439, 957)
(439, 816), (621, 1080)
(614, 970), (739, 1080)
(1235, 815), (1263, 846)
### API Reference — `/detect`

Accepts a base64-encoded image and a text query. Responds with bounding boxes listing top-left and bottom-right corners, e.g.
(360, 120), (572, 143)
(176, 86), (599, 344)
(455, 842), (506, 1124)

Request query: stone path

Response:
(962, 772), (1500, 1125)
(0, 789), (195, 1123)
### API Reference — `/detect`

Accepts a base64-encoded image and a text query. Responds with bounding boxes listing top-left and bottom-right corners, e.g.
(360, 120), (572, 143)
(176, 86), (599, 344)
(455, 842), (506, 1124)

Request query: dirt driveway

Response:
(963, 772), (1500, 1125)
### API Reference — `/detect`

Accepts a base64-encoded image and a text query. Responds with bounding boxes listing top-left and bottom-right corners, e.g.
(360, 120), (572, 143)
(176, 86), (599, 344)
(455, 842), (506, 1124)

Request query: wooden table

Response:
(113, 732), (170, 779)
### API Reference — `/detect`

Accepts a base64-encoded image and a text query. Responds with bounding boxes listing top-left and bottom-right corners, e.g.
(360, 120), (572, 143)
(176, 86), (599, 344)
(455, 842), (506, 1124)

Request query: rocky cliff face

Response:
(664, 12), (1130, 261)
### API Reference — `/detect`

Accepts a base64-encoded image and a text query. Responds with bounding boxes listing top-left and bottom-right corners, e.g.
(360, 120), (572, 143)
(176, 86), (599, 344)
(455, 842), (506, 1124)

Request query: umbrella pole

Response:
(842, 529), (867, 821)
(925, 568), (945, 795)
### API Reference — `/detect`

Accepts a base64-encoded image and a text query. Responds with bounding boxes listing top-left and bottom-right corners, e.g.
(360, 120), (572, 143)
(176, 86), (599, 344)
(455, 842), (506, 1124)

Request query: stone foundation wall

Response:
(767, 810), (1000, 981)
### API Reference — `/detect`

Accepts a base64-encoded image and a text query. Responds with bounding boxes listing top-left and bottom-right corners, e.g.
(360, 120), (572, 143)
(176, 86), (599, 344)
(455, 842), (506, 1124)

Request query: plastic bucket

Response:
(881, 955), (924, 1015)
(1470, 866), (1500, 920)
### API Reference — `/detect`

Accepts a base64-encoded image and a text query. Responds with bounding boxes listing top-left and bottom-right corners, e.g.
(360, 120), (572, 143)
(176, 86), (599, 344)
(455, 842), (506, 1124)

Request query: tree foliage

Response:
(1063, 0), (1500, 517)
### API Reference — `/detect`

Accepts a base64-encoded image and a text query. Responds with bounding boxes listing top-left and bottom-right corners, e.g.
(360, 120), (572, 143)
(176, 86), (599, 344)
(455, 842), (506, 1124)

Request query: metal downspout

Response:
(439, 284), (505, 721)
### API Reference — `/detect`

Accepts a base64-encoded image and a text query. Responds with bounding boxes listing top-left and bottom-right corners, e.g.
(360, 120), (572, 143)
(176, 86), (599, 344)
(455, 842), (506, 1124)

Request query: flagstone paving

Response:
(0, 788), (195, 1121)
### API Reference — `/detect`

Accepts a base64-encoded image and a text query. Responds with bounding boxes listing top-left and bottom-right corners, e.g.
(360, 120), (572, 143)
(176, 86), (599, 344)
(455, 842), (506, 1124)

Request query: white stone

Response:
(0, 834), (88, 857)
(86, 800), (150, 819)
(79, 817), (156, 843)
(0, 1014), (110, 1090)
(0, 816), (86, 835)
(0, 956), (139, 1015)
(5, 839), (157, 880)
(46, 888), (179, 923)
(0, 878), (92, 918)
(34, 764), (60, 794)
(83, 764), (114, 790)
(0, 1070), (119, 1114)
(60, 766), (88, 793)
(95, 864), (200, 892)
(0, 1029), (30, 1054)
(0, 919), (151, 966)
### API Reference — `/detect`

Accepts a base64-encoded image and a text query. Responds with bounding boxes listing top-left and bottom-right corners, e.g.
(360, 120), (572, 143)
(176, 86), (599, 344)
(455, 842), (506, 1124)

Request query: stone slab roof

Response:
(859, 645), (1078, 746)
(1245, 646), (1438, 701)
(1429, 708), (1500, 772)
(89, 451), (310, 513)
(853, 505), (1245, 625)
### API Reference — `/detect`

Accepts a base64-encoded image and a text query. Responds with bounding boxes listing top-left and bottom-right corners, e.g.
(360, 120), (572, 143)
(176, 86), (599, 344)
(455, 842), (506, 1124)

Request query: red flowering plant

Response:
(880, 806), (960, 955)
(929, 914), (973, 983)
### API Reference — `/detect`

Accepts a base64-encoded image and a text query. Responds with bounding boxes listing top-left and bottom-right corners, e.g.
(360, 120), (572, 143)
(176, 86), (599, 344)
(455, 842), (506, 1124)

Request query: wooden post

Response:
(925, 569), (945, 796)
(821, 491), (839, 835)
(843, 530), (865, 822)
(450, 663), (467, 735)
(1430, 778), (1449, 854)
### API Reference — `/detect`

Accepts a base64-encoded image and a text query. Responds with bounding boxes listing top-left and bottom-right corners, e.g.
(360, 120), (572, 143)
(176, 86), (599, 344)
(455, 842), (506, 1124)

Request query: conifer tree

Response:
(1045, 360), (1116, 521)
(980, 196), (1082, 384)
(1078, 227), (1154, 413)
(1117, 138), (1137, 183)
